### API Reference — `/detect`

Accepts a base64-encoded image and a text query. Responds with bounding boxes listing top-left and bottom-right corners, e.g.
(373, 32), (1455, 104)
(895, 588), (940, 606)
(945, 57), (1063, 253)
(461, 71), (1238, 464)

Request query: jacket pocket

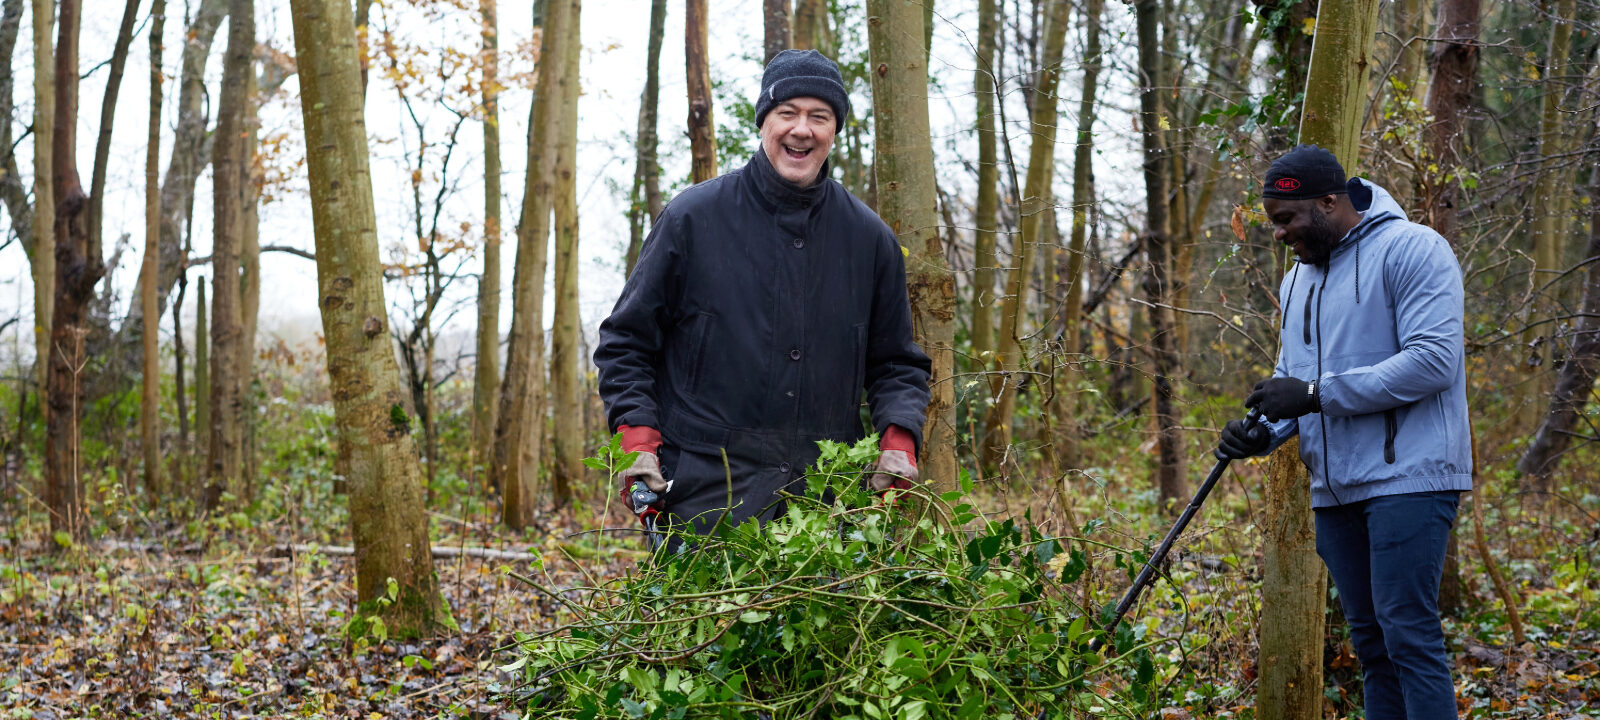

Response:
(1384, 409), (1397, 464)
(673, 312), (715, 397)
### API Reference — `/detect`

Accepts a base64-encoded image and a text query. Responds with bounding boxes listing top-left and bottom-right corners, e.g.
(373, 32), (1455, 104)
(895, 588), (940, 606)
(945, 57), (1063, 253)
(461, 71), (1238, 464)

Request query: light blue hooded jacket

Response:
(1257, 178), (1473, 507)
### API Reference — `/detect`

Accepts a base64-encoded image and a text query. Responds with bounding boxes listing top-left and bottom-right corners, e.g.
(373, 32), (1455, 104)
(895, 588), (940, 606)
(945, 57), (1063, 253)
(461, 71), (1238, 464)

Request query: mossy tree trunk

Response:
(1258, 437), (1326, 718)
(472, 0), (503, 483)
(548, 0), (582, 507)
(288, 0), (450, 636)
(867, 0), (956, 495)
(980, 0), (1069, 477)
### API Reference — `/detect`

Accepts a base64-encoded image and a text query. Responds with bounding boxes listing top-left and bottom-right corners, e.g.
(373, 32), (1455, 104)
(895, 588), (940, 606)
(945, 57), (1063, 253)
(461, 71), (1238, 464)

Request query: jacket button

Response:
(792, 237), (804, 249)
(789, 349), (801, 360)
(779, 462), (791, 473)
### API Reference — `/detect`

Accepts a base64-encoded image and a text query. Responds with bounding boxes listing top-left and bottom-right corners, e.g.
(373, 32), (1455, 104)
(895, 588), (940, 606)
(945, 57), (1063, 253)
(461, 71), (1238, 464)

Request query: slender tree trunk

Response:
(194, 277), (209, 470)
(493, 0), (567, 528)
(173, 260), (188, 474)
(1522, 0), (1578, 440)
(624, 0), (666, 277)
(980, 0), (1069, 477)
(1051, 0), (1103, 477)
(1421, 0), (1479, 242)
(29, 0), (52, 409)
(763, 0), (790, 64)
(289, 0), (449, 636)
(0, 0), (27, 255)
(86, 0), (142, 254)
(867, 0), (955, 494)
(355, 0), (371, 95)
(1258, 437), (1326, 719)
(472, 0), (502, 482)
(1134, 0), (1184, 507)
(548, 0), (582, 507)
(239, 53), (262, 500)
(970, 0), (999, 387)
(685, 0), (716, 183)
(112, 0), (227, 378)
(141, 0), (167, 499)
(204, 0), (252, 511)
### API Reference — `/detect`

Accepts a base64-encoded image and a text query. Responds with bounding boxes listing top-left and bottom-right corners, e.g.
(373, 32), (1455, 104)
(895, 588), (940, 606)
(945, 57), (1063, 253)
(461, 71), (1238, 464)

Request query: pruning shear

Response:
(630, 480), (665, 552)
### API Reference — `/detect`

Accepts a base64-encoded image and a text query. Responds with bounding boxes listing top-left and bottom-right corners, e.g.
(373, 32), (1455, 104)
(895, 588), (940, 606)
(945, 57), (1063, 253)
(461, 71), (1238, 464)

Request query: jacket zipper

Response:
(1302, 285), (1315, 345)
(1384, 409), (1397, 464)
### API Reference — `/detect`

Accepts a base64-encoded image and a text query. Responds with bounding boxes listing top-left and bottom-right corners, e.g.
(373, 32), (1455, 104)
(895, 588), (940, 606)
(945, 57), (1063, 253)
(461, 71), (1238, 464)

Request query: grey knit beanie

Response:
(754, 49), (851, 132)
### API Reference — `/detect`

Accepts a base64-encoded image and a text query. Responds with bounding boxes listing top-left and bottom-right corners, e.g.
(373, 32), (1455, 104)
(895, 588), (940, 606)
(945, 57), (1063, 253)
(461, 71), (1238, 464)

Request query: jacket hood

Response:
(1330, 178), (1405, 261)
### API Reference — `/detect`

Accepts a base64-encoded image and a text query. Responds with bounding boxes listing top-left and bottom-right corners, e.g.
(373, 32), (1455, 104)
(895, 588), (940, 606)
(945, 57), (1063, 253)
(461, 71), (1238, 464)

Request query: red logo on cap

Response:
(1275, 177), (1301, 191)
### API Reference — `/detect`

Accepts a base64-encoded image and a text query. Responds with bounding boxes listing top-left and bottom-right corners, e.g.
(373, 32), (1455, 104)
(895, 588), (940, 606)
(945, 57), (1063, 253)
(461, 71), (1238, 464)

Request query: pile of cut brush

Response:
(503, 438), (1162, 719)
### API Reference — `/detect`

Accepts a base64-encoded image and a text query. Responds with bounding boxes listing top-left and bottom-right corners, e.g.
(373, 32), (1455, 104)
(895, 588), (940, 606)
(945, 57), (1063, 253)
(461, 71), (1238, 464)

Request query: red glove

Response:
(869, 425), (919, 501)
(617, 426), (666, 524)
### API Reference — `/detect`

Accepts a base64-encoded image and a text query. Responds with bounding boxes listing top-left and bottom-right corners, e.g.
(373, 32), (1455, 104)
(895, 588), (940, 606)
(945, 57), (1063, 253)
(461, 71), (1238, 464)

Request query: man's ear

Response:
(1317, 194), (1340, 215)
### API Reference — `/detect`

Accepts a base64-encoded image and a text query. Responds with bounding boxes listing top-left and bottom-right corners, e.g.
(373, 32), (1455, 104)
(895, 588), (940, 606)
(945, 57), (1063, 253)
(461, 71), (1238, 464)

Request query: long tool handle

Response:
(1097, 409), (1262, 645)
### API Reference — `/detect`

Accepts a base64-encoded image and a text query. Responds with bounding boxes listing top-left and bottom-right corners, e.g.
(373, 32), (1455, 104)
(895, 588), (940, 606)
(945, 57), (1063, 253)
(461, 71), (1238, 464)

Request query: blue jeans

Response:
(1315, 491), (1461, 720)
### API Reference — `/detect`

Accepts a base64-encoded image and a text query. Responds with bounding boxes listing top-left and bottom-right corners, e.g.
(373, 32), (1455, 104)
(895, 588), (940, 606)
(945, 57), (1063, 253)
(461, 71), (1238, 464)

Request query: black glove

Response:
(1215, 419), (1270, 460)
(1245, 377), (1320, 422)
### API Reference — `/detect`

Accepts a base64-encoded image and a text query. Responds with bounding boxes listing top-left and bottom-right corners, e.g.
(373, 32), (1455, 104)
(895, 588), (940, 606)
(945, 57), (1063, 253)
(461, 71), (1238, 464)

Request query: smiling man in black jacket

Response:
(594, 50), (932, 538)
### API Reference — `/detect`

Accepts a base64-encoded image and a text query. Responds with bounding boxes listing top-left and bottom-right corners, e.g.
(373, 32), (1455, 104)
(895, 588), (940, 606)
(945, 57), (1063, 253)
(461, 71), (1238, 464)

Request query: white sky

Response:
(0, 0), (1149, 368)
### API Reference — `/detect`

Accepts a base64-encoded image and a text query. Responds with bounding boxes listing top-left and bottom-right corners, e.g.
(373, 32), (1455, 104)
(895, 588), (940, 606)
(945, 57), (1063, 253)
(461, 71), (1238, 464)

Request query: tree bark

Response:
(204, 0), (252, 511)
(1298, 0), (1381, 169)
(86, 0), (143, 253)
(29, 0), (52, 408)
(1134, 0), (1184, 508)
(980, 0), (1069, 477)
(239, 50), (262, 499)
(141, 0), (167, 499)
(0, 0), (30, 262)
(624, 0), (666, 277)
(1522, 0), (1578, 440)
(1050, 0), (1103, 477)
(493, 0), (568, 528)
(685, 0), (716, 183)
(1258, 437), (1327, 719)
(969, 0), (998, 389)
(289, 0), (449, 636)
(1420, 0), (1479, 242)
(763, 0), (790, 64)
(867, 0), (955, 494)
(472, 0), (503, 483)
(194, 277), (209, 462)
(792, 0), (832, 56)
(548, 0), (582, 507)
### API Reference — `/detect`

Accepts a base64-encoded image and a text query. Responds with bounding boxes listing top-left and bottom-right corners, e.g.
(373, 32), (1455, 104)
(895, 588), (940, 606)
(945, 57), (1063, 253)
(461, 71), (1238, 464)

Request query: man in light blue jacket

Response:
(1216, 145), (1471, 720)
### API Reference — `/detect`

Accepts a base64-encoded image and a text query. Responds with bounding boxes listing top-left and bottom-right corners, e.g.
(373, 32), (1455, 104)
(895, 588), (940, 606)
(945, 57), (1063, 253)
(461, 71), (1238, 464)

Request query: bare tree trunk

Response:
(1420, 0), (1479, 242)
(1133, 0), (1184, 507)
(194, 277), (209, 470)
(239, 55), (262, 500)
(867, 0), (956, 494)
(493, 0), (568, 528)
(0, 0), (35, 416)
(45, 0), (139, 543)
(471, 0), (502, 483)
(1050, 0), (1103, 477)
(1521, 0), (1579, 441)
(355, 0), (371, 95)
(763, 0), (790, 64)
(969, 0), (999, 392)
(29, 0), (52, 408)
(1299, 0), (1381, 169)
(204, 0), (252, 511)
(548, 0), (582, 508)
(980, 0), (1069, 477)
(1258, 437), (1327, 719)
(289, 0), (449, 636)
(624, 0), (666, 277)
(173, 260), (188, 475)
(86, 0), (143, 252)
(792, 0), (831, 55)
(141, 0), (167, 500)
(685, 0), (716, 183)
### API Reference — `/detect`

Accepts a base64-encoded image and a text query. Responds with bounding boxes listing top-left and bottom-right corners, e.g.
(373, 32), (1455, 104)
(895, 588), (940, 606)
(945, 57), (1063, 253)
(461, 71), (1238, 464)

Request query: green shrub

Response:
(503, 437), (1158, 719)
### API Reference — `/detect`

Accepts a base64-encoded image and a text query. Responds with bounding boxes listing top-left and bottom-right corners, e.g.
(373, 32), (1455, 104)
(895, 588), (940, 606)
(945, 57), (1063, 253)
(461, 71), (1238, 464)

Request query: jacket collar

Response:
(747, 146), (829, 212)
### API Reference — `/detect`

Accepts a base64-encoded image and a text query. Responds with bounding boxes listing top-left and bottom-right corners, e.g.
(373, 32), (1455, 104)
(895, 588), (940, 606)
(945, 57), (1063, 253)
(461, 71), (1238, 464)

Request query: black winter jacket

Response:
(594, 148), (932, 532)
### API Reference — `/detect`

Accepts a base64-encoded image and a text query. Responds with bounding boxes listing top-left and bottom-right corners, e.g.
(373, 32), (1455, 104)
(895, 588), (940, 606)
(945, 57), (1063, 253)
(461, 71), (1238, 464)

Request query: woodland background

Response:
(0, 0), (1595, 717)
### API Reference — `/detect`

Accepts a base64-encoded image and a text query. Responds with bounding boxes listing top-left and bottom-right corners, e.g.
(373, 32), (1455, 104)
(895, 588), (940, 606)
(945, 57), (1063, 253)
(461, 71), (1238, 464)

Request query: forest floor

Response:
(0, 477), (1596, 719)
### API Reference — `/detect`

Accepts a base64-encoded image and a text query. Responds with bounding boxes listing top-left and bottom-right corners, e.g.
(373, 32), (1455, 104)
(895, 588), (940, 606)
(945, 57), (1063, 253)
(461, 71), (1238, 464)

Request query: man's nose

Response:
(1273, 225), (1287, 242)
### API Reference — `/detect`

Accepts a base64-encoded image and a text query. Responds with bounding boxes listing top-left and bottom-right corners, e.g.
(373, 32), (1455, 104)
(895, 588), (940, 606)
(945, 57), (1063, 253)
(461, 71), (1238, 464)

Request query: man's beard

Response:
(1299, 210), (1342, 266)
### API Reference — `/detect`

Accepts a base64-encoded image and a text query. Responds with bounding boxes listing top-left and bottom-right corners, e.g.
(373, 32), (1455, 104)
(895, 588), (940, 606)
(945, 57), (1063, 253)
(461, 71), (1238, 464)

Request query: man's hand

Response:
(1246, 377), (1320, 422)
(868, 449), (918, 494)
(1215, 419), (1270, 460)
(615, 452), (668, 523)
